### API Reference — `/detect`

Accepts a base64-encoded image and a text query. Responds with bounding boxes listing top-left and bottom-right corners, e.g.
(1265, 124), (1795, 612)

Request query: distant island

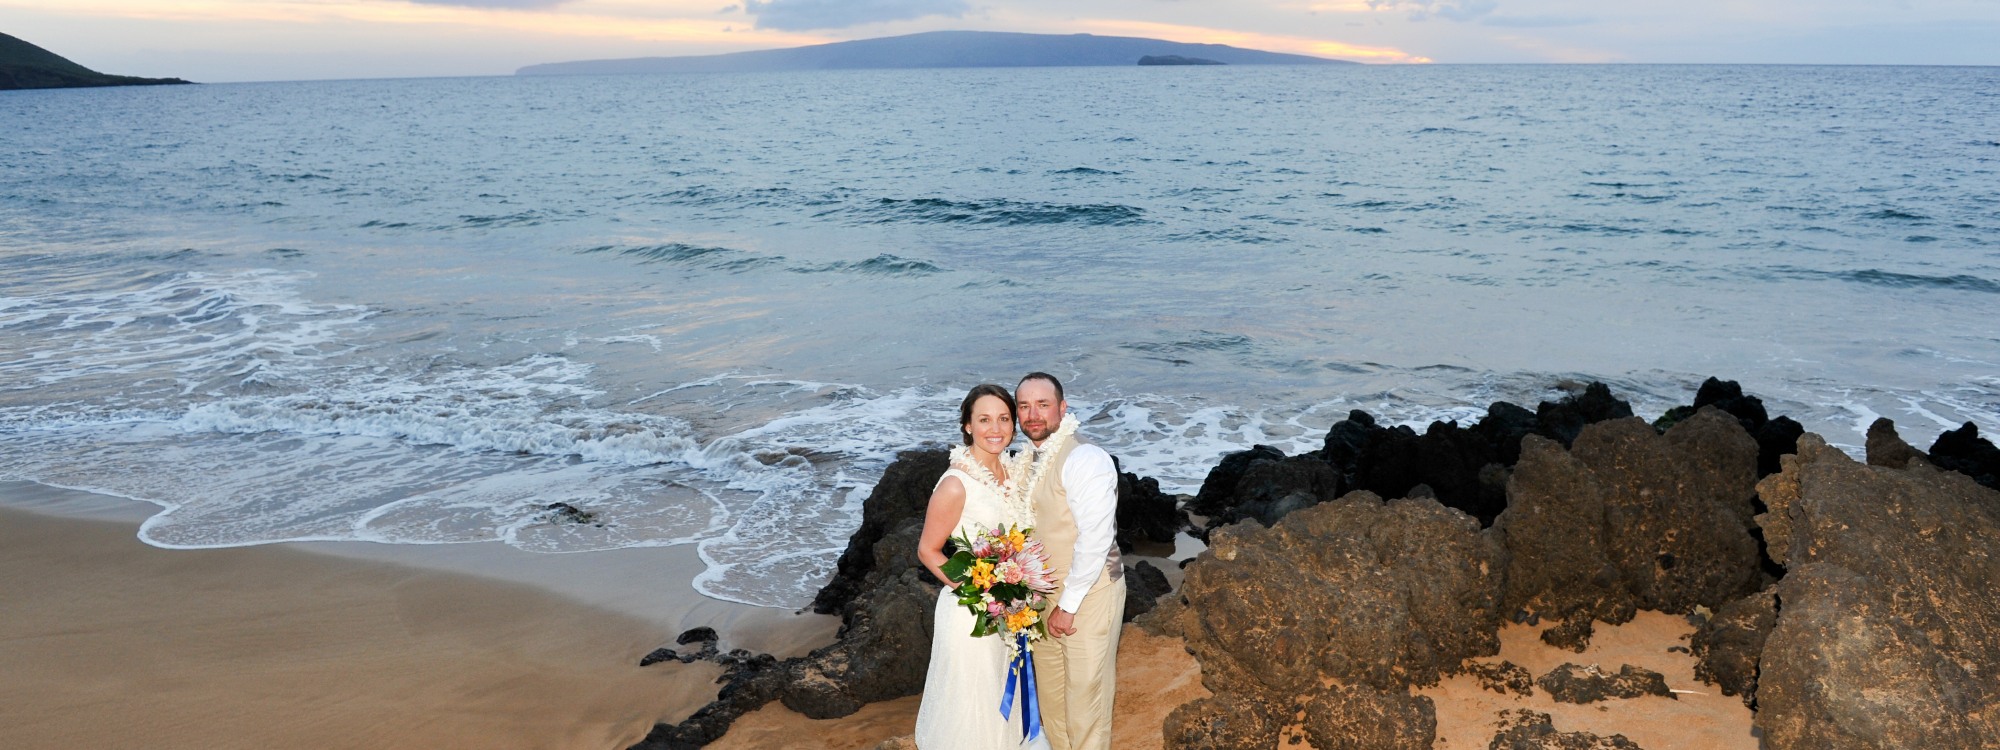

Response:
(1, 32), (190, 91)
(518, 30), (1351, 76)
(1138, 55), (1225, 66)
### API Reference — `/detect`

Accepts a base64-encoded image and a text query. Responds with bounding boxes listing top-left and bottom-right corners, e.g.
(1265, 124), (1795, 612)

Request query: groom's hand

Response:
(1048, 607), (1077, 638)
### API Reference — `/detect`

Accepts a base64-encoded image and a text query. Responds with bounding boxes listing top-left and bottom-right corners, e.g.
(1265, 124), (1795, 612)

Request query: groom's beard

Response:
(1020, 421), (1053, 443)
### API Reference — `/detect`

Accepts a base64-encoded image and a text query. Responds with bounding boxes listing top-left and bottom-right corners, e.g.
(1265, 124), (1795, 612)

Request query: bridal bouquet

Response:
(941, 523), (1058, 647)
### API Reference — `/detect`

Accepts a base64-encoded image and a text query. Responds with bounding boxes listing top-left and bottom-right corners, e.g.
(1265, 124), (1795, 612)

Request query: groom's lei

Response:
(1006, 412), (1080, 529)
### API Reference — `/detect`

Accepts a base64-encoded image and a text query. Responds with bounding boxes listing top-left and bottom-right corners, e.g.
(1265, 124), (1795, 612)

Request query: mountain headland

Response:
(517, 30), (1350, 76)
(0, 32), (191, 90)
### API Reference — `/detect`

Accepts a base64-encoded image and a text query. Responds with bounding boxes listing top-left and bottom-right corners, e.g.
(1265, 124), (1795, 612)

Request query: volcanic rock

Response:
(1496, 410), (1764, 649)
(1929, 420), (2000, 490)
(1690, 585), (1775, 706)
(1114, 459), (1189, 550)
(1534, 663), (1673, 704)
(1188, 444), (1287, 519)
(1463, 660), (1535, 696)
(1653, 377), (1803, 476)
(1170, 491), (1506, 700)
(1302, 683), (1437, 750)
(776, 568), (938, 718)
(1865, 417), (1929, 469)
(810, 448), (948, 615)
(1121, 560), (1172, 623)
(1753, 433), (2000, 749)
(1161, 693), (1282, 750)
(1533, 381), (1636, 447)
(1488, 709), (1644, 750)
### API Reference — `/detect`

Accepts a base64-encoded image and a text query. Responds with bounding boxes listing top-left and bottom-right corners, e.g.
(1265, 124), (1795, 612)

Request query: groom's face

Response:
(1016, 379), (1065, 444)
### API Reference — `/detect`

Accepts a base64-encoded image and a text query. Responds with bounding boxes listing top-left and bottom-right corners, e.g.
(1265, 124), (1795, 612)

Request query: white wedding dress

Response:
(913, 451), (1051, 750)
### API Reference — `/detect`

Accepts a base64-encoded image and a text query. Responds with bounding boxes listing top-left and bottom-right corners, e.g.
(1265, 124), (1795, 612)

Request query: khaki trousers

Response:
(1032, 577), (1126, 750)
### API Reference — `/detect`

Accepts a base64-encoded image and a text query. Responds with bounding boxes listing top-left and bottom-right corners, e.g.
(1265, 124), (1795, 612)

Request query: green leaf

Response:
(940, 550), (973, 582)
(988, 582), (1028, 601)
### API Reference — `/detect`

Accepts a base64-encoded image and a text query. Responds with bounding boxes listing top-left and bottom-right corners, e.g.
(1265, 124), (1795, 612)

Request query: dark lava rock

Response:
(1214, 452), (1343, 530)
(1114, 459), (1189, 550)
(543, 501), (599, 524)
(630, 651), (788, 749)
(1691, 585), (1775, 706)
(1302, 683), (1436, 750)
(1496, 410), (1764, 648)
(1463, 660), (1535, 696)
(1537, 614), (1603, 653)
(1188, 444), (1288, 519)
(631, 567), (939, 747)
(1122, 560), (1172, 623)
(1929, 421), (2000, 490)
(1488, 709), (1645, 750)
(1534, 382), (1636, 447)
(1752, 433), (2000, 749)
(809, 449), (948, 615)
(1865, 418), (1929, 469)
(638, 647), (679, 667)
(1188, 446), (1339, 533)
(1162, 693), (1282, 750)
(676, 626), (718, 646)
(777, 568), (937, 718)
(1168, 491), (1506, 700)
(1534, 663), (1674, 704)
(1654, 377), (1803, 477)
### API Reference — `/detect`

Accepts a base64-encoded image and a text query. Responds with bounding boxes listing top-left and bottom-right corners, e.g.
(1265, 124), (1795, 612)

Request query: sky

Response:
(3, 0), (1997, 82)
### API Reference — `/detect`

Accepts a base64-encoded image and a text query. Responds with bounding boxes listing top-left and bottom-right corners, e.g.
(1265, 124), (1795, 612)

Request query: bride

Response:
(912, 384), (1049, 749)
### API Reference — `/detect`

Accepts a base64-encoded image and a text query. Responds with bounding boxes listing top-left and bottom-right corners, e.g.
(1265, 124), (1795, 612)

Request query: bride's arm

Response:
(916, 476), (966, 587)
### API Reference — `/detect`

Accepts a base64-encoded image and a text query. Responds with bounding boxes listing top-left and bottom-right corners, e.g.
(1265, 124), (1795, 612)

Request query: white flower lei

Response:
(1005, 412), (1080, 529)
(949, 445), (1010, 497)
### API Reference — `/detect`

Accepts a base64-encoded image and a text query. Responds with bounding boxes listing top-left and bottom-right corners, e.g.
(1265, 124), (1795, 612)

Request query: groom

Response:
(1016, 372), (1124, 750)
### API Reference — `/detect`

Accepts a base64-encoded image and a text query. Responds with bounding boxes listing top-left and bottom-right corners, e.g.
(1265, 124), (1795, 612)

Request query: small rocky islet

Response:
(633, 378), (2000, 749)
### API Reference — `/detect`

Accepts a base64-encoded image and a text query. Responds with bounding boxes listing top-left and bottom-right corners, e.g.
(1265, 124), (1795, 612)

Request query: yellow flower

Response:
(969, 559), (996, 589)
(1006, 527), (1027, 552)
(1005, 607), (1039, 632)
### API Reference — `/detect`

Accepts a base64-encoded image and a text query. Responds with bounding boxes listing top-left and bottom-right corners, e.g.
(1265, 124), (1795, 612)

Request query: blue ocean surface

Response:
(3, 65), (1996, 607)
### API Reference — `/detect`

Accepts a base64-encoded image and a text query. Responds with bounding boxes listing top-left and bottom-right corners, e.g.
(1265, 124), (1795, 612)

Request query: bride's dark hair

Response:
(958, 384), (1018, 445)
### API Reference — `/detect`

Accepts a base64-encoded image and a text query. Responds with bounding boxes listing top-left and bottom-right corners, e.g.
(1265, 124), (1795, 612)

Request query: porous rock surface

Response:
(1171, 491), (1507, 699)
(1753, 433), (2000, 749)
(1534, 663), (1673, 704)
(1301, 683), (1437, 750)
(1161, 693), (1282, 750)
(1488, 709), (1644, 750)
(1495, 410), (1764, 650)
(1690, 585), (1776, 706)
(1190, 382), (1638, 534)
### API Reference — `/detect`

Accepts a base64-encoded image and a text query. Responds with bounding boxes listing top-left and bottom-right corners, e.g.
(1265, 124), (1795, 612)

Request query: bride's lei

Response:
(1004, 412), (1080, 529)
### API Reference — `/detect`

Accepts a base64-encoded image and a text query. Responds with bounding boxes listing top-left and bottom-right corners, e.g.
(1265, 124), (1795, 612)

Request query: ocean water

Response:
(3, 65), (1997, 607)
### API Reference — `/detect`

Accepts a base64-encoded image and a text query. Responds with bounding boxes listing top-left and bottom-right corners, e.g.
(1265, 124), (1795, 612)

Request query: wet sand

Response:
(0, 482), (837, 750)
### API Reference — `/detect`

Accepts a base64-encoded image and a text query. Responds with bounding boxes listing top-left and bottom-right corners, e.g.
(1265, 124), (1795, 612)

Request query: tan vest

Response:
(1031, 435), (1122, 605)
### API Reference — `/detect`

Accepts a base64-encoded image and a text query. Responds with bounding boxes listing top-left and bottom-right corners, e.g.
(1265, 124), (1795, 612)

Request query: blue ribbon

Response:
(998, 633), (1042, 742)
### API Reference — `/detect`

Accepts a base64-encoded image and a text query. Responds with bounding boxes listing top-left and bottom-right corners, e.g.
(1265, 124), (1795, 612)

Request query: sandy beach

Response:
(705, 612), (1755, 749)
(0, 482), (836, 750)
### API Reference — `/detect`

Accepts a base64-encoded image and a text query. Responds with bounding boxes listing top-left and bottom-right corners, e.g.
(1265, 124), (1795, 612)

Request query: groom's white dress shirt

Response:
(1051, 442), (1118, 614)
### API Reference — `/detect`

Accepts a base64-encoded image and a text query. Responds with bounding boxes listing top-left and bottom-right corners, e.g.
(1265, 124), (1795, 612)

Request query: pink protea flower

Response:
(971, 538), (992, 558)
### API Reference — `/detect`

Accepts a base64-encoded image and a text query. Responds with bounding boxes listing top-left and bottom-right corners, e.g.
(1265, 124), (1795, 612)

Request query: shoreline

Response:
(0, 480), (838, 749)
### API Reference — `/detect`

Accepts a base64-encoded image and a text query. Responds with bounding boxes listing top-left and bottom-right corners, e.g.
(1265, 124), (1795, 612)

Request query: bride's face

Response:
(963, 394), (1016, 457)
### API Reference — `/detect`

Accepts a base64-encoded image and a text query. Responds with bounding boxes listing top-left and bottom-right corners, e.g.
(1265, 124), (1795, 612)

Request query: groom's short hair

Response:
(1018, 372), (1065, 402)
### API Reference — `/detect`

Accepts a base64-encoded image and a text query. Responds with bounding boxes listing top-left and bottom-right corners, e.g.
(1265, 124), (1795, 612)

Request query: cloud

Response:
(402, 0), (573, 9)
(742, 0), (970, 30)
(1365, 0), (1498, 22)
(1481, 14), (1594, 28)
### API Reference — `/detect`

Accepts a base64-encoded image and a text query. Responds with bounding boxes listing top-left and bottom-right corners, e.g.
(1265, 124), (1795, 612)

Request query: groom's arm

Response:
(1055, 444), (1119, 616)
